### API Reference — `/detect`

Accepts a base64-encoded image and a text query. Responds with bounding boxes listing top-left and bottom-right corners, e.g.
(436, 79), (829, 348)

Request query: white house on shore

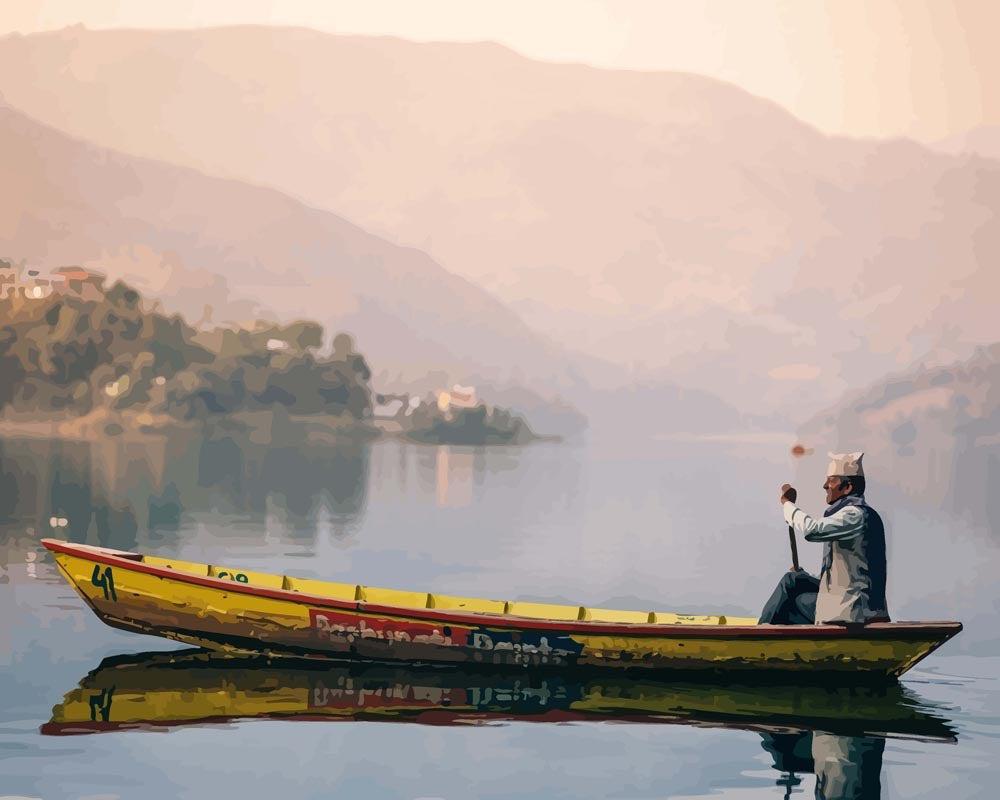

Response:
(437, 384), (478, 412)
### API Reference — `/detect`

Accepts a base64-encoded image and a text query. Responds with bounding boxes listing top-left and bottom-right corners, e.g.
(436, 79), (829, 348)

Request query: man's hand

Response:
(780, 483), (797, 505)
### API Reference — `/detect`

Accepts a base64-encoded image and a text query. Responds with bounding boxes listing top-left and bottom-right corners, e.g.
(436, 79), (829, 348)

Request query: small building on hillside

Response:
(0, 260), (14, 299)
(437, 384), (479, 412)
(373, 398), (405, 419)
(24, 269), (52, 299)
(51, 266), (105, 301)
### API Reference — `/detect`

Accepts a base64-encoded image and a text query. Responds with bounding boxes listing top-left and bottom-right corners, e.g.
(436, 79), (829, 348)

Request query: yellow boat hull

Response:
(42, 540), (961, 678)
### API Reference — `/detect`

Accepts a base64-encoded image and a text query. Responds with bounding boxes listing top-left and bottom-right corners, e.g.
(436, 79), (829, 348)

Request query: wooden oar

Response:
(785, 486), (800, 571)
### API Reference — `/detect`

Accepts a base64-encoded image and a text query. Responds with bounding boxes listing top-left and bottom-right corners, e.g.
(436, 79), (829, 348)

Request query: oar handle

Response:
(788, 526), (800, 571)
(783, 485), (800, 571)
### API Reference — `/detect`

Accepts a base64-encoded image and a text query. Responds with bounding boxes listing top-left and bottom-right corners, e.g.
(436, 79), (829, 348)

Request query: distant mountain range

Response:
(932, 126), (1000, 161)
(1, 102), (751, 437)
(0, 25), (995, 418)
(0, 103), (576, 397)
(800, 344), (999, 530)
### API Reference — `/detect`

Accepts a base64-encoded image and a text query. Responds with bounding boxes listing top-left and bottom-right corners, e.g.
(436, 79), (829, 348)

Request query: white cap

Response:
(826, 451), (864, 477)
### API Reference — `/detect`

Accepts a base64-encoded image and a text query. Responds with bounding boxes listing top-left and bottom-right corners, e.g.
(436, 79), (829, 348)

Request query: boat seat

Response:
(139, 551), (762, 625)
(283, 576), (359, 602)
(506, 601), (584, 622)
(581, 607), (654, 624)
(143, 555), (210, 576)
(651, 612), (726, 625)
(208, 564), (284, 589)
(358, 586), (432, 609)
(719, 615), (759, 626)
(428, 593), (507, 615)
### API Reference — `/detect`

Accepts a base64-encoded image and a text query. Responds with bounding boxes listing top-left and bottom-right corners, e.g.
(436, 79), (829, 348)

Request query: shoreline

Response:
(0, 410), (547, 447)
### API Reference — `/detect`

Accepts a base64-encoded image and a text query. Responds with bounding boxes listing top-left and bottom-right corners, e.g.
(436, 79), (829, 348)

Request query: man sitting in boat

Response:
(758, 451), (890, 626)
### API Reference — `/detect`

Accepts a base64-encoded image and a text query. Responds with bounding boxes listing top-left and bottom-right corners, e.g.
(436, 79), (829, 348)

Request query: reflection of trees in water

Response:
(0, 440), (36, 522)
(48, 440), (144, 553)
(0, 439), (48, 525)
(0, 433), (371, 547)
(0, 438), (145, 552)
(89, 504), (139, 552)
(197, 436), (245, 502)
(325, 445), (369, 520)
(259, 447), (322, 517)
(49, 443), (95, 542)
(253, 443), (370, 539)
(196, 435), (370, 535)
(148, 482), (182, 530)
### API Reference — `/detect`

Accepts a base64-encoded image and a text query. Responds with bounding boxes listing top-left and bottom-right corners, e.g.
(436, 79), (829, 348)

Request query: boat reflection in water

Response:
(44, 650), (956, 799)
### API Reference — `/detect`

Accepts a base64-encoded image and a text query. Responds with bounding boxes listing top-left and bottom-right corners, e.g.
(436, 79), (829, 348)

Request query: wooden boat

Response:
(42, 648), (956, 739)
(42, 539), (962, 678)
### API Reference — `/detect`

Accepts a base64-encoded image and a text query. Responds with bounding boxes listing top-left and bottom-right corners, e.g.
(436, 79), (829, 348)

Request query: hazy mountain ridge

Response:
(0, 103), (754, 437)
(800, 344), (999, 530)
(0, 25), (995, 418)
(0, 101), (560, 389)
(932, 125), (1000, 161)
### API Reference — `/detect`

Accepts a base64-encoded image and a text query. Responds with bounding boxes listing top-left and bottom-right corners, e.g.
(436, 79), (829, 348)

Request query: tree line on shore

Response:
(0, 273), (533, 444)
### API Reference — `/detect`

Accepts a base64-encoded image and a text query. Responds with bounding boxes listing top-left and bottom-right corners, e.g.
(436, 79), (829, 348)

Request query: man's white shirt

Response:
(782, 501), (865, 542)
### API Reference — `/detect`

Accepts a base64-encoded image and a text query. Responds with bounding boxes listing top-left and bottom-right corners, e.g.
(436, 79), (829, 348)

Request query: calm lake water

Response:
(1, 432), (998, 799)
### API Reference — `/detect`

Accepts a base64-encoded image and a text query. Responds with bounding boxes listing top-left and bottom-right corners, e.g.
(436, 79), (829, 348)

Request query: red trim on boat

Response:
(41, 539), (962, 641)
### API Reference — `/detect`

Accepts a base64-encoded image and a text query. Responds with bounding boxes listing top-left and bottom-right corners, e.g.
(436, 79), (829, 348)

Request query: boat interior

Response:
(136, 551), (760, 626)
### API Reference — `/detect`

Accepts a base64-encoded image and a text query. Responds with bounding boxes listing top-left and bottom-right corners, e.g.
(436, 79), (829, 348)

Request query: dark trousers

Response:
(759, 570), (819, 624)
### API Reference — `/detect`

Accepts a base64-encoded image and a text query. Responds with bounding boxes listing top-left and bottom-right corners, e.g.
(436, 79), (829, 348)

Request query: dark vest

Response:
(821, 494), (889, 621)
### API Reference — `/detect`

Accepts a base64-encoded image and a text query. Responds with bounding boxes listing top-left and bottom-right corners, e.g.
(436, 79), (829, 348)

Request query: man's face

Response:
(823, 476), (852, 505)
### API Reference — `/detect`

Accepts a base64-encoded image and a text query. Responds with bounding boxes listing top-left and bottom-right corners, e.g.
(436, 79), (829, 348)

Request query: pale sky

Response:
(2, 0), (996, 141)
